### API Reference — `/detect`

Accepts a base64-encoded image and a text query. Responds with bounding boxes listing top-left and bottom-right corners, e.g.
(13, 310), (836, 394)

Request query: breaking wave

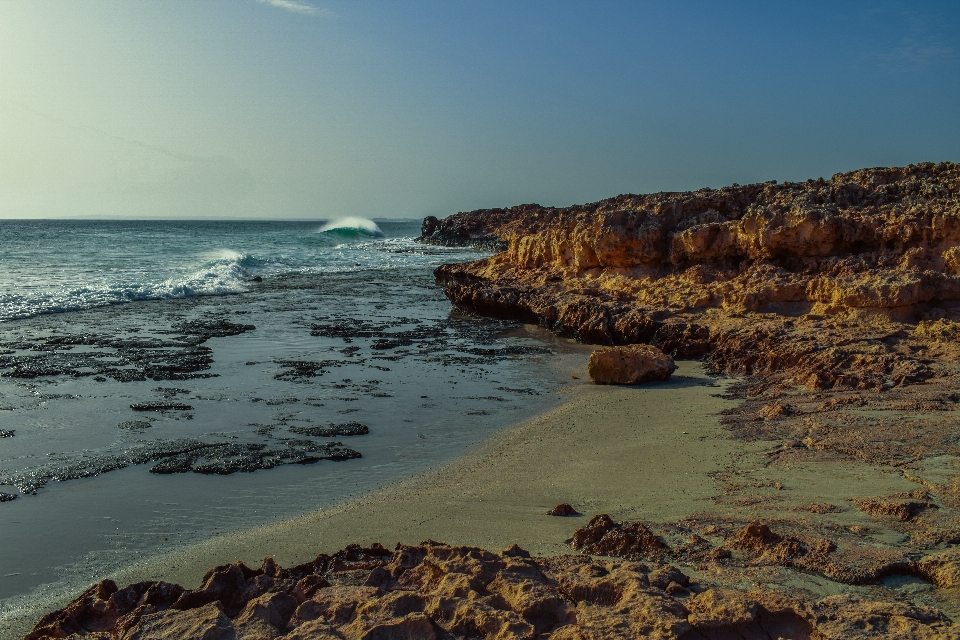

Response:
(0, 251), (262, 322)
(317, 217), (384, 238)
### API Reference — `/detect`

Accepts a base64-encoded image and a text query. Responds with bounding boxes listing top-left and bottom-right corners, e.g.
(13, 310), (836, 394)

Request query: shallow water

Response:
(0, 220), (570, 626)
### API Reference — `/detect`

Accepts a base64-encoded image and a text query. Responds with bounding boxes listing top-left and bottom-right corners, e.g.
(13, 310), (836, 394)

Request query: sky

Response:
(1, 1), (958, 219)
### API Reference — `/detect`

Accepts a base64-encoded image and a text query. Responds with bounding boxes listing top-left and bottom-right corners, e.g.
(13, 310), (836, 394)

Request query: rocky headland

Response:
(423, 162), (960, 459)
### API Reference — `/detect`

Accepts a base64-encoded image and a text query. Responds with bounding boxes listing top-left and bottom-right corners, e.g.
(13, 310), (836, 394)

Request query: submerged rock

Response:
(117, 420), (153, 431)
(587, 344), (676, 385)
(289, 422), (370, 437)
(130, 402), (193, 411)
(0, 317), (255, 382)
(0, 438), (363, 494)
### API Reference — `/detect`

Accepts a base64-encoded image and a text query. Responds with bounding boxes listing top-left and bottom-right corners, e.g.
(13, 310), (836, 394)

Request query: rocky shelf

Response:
(420, 162), (960, 465)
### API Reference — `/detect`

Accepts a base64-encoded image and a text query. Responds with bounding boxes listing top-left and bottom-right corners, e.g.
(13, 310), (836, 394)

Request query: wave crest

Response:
(317, 217), (384, 237)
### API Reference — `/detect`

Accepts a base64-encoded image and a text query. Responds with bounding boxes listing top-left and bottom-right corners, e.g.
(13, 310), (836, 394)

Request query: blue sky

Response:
(1, 1), (957, 218)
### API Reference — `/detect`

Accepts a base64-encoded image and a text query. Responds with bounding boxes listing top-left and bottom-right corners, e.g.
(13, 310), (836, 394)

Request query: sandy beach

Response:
(103, 359), (738, 589)
(103, 357), (918, 596)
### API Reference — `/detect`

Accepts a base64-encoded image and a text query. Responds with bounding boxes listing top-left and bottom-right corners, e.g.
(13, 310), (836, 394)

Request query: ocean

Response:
(0, 218), (455, 321)
(0, 218), (571, 629)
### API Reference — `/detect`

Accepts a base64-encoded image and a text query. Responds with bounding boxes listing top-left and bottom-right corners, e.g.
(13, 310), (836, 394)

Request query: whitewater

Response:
(0, 218), (448, 322)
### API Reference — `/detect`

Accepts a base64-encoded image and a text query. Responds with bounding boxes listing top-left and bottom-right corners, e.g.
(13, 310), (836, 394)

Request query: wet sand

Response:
(104, 360), (740, 587)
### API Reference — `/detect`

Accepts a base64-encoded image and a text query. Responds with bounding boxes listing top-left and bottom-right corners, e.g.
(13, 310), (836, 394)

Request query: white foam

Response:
(205, 248), (246, 262)
(0, 251), (258, 322)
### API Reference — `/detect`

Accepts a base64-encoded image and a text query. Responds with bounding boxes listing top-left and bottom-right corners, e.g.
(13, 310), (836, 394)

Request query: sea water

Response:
(2, 219), (414, 321)
(0, 219), (571, 633)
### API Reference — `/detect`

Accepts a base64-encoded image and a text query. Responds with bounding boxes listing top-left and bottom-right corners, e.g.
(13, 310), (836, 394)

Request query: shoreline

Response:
(2, 358), (739, 638)
(108, 360), (740, 583)
(15, 346), (955, 639)
(13, 351), (959, 637)
(0, 264), (565, 612)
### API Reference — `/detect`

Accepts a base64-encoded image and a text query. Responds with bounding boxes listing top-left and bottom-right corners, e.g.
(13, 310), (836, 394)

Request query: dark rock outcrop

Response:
(130, 402), (194, 411)
(547, 503), (581, 517)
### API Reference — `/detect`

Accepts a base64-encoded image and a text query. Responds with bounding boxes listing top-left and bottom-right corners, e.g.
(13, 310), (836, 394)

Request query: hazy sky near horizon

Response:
(1, 1), (958, 219)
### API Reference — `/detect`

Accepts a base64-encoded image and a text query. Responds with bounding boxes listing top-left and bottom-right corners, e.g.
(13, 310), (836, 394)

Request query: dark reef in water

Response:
(0, 272), (558, 502)
(130, 402), (194, 411)
(0, 437), (363, 494)
(0, 318), (256, 382)
(288, 422), (370, 437)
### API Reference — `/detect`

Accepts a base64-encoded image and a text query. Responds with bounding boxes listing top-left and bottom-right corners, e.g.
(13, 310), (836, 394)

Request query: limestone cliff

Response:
(423, 162), (960, 391)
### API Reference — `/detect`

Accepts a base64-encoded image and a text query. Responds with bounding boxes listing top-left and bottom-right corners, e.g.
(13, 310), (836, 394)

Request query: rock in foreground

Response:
(587, 344), (676, 385)
(27, 540), (954, 640)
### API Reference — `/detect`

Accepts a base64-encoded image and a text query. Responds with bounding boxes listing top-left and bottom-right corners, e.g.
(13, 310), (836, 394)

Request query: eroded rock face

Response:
(424, 163), (960, 310)
(587, 344), (676, 385)
(26, 540), (954, 640)
(423, 162), (960, 392)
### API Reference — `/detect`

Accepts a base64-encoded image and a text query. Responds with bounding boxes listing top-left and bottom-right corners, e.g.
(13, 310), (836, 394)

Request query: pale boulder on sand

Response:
(587, 344), (676, 385)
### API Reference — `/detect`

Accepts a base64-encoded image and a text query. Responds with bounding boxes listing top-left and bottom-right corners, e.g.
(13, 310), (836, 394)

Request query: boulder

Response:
(420, 215), (439, 237)
(547, 503), (581, 517)
(587, 344), (676, 385)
